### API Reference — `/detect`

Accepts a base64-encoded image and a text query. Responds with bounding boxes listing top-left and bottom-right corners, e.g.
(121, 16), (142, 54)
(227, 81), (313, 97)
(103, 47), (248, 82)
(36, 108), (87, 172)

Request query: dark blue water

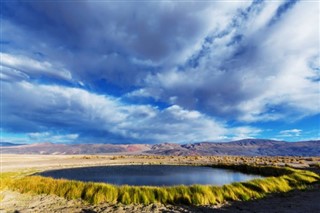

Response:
(39, 165), (262, 186)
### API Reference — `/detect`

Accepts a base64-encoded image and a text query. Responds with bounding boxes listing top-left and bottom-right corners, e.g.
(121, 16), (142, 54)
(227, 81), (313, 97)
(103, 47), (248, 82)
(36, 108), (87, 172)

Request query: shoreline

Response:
(1, 154), (319, 172)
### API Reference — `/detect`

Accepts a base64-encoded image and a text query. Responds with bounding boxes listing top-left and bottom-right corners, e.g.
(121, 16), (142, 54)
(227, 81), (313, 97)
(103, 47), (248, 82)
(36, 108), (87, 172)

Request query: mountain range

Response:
(1, 139), (319, 156)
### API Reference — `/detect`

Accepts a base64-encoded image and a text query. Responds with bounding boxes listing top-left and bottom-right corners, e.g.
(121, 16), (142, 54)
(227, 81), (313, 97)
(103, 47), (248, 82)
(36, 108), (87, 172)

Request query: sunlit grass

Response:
(1, 165), (319, 205)
(0, 193), (4, 202)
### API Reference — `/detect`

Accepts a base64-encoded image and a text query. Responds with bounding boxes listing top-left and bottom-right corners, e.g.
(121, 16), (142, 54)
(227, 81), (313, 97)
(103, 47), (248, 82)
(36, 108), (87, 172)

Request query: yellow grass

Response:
(1, 164), (319, 205)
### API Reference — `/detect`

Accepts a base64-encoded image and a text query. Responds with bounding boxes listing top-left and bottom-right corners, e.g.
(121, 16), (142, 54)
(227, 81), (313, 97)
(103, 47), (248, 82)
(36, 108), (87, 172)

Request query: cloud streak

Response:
(0, 53), (72, 81)
(2, 81), (260, 143)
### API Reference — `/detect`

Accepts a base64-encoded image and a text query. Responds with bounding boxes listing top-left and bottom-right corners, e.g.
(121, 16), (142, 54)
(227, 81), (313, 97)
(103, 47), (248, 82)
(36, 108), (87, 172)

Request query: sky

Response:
(0, 0), (319, 144)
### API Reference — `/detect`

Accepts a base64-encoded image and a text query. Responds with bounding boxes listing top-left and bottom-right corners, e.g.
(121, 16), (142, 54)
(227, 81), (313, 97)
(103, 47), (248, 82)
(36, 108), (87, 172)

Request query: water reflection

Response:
(39, 165), (262, 186)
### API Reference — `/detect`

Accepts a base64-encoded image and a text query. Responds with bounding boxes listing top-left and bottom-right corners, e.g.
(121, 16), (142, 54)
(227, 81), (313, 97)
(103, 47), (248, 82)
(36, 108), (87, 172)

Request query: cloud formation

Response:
(1, 0), (319, 143)
(138, 0), (319, 122)
(2, 81), (259, 143)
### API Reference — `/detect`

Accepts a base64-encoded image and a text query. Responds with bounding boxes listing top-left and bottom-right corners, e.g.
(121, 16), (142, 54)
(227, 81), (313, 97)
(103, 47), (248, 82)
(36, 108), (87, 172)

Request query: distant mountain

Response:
(0, 139), (319, 156)
(0, 142), (25, 147)
(0, 142), (150, 155)
(180, 139), (319, 156)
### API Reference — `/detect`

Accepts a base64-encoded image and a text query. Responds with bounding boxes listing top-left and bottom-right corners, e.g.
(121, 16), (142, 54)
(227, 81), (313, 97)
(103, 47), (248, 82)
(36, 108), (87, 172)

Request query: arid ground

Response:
(1, 154), (320, 213)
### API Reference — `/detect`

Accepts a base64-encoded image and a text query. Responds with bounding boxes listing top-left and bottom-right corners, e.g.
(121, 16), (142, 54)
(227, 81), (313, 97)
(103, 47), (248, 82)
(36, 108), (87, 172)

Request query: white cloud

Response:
(28, 132), (79, 143)
(279, 129), (302, 137)
(137, 1), (320, 122)
(0, 52), (72, 81)
(0, 65), (29, 82)
(246, 1), (283, 34)
(228, 126), (261, 141)
(2, 81), (260, 143)
(237, 1), (319, 121)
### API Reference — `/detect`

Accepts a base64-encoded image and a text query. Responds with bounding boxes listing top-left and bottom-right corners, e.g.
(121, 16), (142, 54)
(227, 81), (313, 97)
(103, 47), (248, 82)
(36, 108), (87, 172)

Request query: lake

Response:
(38, 165), (262, 186)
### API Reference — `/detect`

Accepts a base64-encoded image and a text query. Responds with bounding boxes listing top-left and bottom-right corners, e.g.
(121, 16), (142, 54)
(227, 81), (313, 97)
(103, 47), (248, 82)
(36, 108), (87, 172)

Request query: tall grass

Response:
(1, 165), (319, 205)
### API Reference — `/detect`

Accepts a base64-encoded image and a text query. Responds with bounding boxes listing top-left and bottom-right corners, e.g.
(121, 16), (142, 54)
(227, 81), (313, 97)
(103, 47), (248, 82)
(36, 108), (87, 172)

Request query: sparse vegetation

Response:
(1, 164), (319, 205)
(312, 163), (320, 168)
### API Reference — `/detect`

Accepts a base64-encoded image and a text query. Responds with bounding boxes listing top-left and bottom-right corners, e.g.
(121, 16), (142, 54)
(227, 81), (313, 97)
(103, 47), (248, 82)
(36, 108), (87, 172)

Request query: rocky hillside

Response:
(1, 139), (319, 156)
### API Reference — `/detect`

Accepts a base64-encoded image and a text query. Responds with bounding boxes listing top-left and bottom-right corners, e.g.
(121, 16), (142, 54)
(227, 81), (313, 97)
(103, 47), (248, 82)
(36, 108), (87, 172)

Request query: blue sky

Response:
(1, 0), (319, 144)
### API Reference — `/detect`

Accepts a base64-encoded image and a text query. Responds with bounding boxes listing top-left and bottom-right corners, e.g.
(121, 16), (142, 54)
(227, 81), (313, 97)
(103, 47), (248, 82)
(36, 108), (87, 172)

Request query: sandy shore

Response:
(1, 154), (320, 212)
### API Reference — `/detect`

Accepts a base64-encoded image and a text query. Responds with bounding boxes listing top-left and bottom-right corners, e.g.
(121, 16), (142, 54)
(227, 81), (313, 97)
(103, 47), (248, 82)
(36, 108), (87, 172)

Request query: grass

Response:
(1, 164), (319, 205)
